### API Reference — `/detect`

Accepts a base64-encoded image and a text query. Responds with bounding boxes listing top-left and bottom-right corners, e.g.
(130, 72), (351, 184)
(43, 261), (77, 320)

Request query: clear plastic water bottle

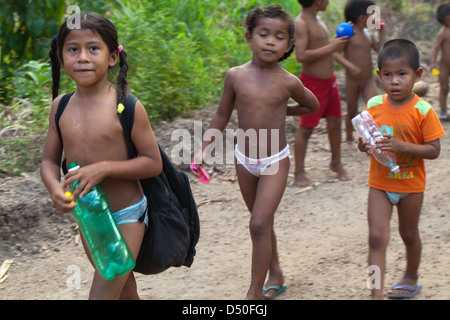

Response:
(352, 111), (400, 173)
(68, 162), (135, 280)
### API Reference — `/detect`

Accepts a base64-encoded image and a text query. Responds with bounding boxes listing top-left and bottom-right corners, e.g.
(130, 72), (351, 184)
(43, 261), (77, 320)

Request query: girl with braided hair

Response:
(41, 12), (162, 299)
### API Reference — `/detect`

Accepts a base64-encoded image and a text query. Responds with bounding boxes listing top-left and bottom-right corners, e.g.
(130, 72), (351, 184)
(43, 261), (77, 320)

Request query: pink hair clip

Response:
(118, 45), (123, 52)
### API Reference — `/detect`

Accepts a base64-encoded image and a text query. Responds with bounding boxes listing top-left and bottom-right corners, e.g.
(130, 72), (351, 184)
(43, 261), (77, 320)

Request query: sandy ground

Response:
(0, 69), (449, 302)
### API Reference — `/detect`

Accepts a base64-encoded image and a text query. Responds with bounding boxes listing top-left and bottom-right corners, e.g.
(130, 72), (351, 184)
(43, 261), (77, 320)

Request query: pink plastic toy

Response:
(190, 163), (211, 185)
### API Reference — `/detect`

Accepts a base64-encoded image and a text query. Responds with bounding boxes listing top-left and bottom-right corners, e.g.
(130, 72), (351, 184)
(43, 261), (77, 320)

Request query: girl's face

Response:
(377, 58), (423, 106)
(246, 17), (293, 65)
(61, 29), (118, 88)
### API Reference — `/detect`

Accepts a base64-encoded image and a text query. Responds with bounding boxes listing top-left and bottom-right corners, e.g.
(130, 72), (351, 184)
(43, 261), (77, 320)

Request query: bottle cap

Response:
(68, 162), (80, 172)
(391, 165), (400, 174)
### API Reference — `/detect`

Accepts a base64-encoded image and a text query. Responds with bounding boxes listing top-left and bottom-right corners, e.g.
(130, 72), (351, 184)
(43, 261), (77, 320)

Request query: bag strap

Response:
(55, 91), (76, 147)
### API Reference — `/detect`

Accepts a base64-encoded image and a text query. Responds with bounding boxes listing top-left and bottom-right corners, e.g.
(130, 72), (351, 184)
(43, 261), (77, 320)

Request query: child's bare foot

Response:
(294, 172), (313, 187)
(330, 162), (350, 181)
(371, 290), (384, 300)
(345, 139), (357, 151)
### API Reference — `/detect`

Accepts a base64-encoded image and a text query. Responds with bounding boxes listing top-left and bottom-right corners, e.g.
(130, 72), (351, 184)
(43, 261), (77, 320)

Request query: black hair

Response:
(377, 39), (420, 71)
(437, 3), (450, 25)
(245, 4), (295, 62)
(297, 0), (315, 8)
(344, 0), (376, 23)
(49, 12), (128, 107)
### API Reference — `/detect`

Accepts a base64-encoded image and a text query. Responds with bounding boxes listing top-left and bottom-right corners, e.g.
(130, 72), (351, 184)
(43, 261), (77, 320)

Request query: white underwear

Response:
(234, 145), (291, 177)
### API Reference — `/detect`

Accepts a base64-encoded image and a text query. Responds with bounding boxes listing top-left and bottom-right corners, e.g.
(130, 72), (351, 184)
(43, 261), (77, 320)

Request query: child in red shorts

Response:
(294, 0), (351, 187)
(299, 73), (342, 128)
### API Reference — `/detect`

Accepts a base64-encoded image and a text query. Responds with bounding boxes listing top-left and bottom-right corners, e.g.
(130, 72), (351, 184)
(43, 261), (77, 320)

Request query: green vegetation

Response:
(0, 0), (441, 175)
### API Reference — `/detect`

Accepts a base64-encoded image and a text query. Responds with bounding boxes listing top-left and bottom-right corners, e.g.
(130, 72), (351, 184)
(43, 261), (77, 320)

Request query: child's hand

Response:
(51, 187), (77, 213)
(191, 151), (204, 177)
(348, 64), (362, 78)
(375, 133), (401, 153)
(330, 35), (348, 53)
(192, 149), (205, 167)
(63, 162), (106, 199)
(357, 137), (371, 154)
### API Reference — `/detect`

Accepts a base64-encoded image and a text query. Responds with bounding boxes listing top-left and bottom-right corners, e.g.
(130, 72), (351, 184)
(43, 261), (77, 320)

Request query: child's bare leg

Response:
(262, 225), (285, 299)
(388, 193), (423, 297)
(367, 188), (393, 300)
(84, 221), (145, 300)
(326, 116), (350, 181)
(438, 67), (449, 116)
(294, 126), (314, 187)
(361, 76), (378, 104)
(345, 78), (360, 145)
(236, 159), (289, 299)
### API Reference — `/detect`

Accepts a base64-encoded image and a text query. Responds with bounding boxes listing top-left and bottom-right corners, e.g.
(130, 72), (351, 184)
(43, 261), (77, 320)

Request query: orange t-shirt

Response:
(365, 94), (446, 193)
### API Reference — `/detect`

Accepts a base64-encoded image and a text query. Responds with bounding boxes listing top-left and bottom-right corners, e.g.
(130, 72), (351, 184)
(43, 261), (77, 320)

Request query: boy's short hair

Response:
(437, 3), (450, 25)
(245, 4), (295, 62)
(298, 0), (315, 8)
(377, 39), (421, 71)
(344, 0), (376, 23)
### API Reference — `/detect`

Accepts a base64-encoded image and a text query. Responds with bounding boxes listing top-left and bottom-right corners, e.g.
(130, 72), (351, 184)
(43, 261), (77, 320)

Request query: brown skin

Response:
(41, 29), (162, 299)
(194, 16), (319, 300)
(430, 15), (450, 117)
(293, 0), (350, 187)
(358, 57), (441, 299)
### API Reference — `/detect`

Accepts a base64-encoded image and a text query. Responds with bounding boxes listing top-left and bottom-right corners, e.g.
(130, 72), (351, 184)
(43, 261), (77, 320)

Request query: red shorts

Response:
(299, 72), (342, 128)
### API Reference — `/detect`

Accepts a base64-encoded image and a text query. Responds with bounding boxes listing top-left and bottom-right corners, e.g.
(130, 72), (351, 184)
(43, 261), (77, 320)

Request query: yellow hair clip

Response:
(117, 103), (125, 114)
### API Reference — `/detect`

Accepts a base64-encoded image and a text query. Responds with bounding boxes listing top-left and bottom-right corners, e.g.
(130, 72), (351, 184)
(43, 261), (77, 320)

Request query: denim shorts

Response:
(112, 196), (148, 227)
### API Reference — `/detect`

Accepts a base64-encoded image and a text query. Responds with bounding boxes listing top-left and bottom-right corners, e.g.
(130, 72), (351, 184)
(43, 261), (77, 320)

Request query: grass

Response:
(0, 0), (441, 175)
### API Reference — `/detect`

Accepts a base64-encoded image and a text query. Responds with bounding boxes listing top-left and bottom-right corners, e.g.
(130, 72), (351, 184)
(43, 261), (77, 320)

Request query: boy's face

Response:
(246, 17), (294, 64)
(356, 14), (371, 27)
(377, 58), (423, 106)
(315, 0), (330, 11)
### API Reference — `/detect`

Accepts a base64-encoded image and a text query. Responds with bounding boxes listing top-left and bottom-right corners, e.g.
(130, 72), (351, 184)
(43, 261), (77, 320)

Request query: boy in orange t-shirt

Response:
(358, 39), (445, 300)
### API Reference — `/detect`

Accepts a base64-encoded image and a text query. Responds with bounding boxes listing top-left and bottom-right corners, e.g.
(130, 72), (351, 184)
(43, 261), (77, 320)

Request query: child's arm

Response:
(371, 23), (386, 53)
(63, 100), (163, 198)
(430, 29), (445, 70)
(40, 96), (77, 213)
(333, 52), (362, 78)
(295, 18), (347, 63)
(194, 69), (236, 165)
(357, 137), (370, 154)
(376, 134), (441, 160)
(286, 78), (319, 116)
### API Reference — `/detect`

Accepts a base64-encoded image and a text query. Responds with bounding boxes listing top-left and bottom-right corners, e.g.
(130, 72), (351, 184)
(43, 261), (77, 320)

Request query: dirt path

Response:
(1, 71), (449, 300)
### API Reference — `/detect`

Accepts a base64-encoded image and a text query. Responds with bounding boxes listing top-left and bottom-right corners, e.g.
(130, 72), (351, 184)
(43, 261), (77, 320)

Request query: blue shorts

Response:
(113, 196), (148, 227)
(385, 191), (410, 205)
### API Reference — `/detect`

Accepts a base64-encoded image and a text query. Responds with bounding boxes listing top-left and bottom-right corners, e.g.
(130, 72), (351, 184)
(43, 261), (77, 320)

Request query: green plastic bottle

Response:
(68, 162), (135, 280)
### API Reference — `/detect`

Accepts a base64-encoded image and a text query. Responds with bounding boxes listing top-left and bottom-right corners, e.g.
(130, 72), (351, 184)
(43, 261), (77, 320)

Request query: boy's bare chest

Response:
(308, 21), (329, 47)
